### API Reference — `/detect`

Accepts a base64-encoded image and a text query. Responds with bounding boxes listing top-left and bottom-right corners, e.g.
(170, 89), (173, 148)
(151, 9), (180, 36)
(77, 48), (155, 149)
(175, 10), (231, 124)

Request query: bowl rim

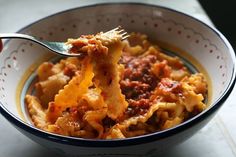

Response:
(0, 2), (236, 147)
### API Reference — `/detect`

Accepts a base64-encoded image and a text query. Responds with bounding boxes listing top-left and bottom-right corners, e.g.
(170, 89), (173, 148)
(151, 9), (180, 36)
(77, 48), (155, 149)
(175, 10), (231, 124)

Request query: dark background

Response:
(199, 0), (236, 50)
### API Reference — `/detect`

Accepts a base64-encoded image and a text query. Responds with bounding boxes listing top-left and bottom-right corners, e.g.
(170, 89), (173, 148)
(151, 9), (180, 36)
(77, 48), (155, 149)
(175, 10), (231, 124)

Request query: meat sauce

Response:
(119, 54), (159, 117)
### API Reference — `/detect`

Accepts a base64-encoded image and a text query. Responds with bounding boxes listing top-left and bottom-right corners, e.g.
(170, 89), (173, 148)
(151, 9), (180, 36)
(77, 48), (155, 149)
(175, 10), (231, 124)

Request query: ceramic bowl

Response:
(0, 3), (235, 157)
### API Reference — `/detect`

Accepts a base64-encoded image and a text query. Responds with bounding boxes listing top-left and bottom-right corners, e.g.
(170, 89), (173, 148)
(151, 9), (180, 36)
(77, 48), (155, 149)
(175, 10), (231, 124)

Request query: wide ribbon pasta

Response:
(26, 32), (208, 139)
(92, 42), (128, 120)
(46, 58), (94, 123)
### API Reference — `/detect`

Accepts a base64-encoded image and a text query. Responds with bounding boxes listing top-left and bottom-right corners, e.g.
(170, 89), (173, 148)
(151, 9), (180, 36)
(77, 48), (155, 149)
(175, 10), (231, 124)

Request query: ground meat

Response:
(120, 80), (150, 99)
(120, 54), (157, 84)
(119, 54), (159, 116)
(157, 78), (182, 94)
(155, 78), (182, 102)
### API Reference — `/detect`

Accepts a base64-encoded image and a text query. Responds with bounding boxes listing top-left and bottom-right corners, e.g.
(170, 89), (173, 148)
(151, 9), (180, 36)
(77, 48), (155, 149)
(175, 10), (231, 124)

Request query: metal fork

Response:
(0, 26), (129, 57)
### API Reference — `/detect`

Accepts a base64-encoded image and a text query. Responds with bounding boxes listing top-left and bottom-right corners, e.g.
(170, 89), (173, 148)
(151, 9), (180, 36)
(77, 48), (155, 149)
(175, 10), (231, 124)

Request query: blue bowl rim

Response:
(0, 2), (236, 147)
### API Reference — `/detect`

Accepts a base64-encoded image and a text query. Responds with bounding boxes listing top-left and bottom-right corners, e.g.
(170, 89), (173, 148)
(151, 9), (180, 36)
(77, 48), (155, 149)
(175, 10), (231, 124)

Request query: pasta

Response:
(25, 32), (208, 139)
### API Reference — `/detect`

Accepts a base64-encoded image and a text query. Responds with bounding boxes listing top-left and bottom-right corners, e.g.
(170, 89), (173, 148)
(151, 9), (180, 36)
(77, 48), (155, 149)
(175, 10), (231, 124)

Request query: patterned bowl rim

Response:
(0, 2), (235, 147)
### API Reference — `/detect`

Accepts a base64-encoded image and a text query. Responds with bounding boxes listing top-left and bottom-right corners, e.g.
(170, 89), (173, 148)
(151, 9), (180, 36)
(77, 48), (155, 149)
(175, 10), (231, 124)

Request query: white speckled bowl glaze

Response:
(0, 3), (235, 157)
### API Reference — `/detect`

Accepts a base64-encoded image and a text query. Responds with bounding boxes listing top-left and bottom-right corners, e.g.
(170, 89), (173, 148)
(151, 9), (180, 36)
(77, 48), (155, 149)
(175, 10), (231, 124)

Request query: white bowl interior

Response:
(0, 4), (235, 122)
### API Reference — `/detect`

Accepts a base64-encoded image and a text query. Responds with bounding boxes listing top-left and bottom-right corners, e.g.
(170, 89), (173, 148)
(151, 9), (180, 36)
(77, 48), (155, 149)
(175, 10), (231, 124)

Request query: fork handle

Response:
(0, 33), (39, 42)
(0, 33), (47, 50)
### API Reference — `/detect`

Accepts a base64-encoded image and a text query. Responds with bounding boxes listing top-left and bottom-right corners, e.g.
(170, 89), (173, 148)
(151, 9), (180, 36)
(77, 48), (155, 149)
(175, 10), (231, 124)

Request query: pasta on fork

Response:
(25, 31), (208, 139)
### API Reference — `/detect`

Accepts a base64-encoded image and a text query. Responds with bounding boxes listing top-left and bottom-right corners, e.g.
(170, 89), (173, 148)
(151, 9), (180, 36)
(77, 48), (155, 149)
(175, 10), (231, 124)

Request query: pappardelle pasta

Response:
(25, 32), (208, 139)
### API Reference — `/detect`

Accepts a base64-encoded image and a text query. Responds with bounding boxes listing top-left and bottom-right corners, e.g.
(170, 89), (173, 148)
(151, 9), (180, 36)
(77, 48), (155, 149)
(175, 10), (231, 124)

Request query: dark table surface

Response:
(199, 0), (236, 50)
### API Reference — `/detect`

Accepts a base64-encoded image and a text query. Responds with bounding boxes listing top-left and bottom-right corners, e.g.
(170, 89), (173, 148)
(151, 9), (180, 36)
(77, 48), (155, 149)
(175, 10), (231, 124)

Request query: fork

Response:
(0, 26), (129, 57)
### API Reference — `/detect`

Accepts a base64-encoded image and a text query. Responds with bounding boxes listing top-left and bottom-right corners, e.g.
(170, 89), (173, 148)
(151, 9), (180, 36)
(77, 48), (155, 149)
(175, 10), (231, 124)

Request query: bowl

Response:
(0, 3), (235, 157)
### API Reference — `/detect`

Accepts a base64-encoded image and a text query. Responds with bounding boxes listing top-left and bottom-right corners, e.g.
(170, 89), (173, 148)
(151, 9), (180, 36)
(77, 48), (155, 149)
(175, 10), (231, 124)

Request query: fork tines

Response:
(118, 29), (129, 40)
(105, 26), (129, 40)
